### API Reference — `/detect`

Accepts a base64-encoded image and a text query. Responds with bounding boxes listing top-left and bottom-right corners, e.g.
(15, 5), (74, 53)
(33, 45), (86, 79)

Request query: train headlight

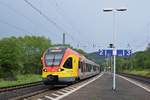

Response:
(58, 68), (64, 72)
(58, 68), (61, 72)
(43, 68), (47, 72)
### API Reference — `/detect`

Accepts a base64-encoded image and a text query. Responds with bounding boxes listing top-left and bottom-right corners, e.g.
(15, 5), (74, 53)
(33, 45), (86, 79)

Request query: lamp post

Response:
(103, 8), (127, 90)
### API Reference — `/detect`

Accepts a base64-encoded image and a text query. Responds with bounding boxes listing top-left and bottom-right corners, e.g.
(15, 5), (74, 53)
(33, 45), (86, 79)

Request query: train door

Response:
(72, 55), (79, 77)
(78, 61), (83, 79)
(63, 56), (73, 77)
(62, 55), (78, 77)
(83, 62), (86, 78)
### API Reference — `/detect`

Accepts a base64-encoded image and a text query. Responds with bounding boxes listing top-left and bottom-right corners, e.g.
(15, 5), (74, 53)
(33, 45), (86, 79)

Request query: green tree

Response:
(0, 37), (22, 80)
(0, 36), (52, 80)
(18, 36), (51, 74)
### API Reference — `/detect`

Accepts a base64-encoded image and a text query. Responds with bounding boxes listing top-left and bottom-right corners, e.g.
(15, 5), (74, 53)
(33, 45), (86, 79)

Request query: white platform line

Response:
(64, 88), (73, 91)
(61, 89), (69, 92)
(117, 74), (150, 93)
(57, 91), (65, 94)
(51, 93), (60, 97)
(45, 95), (55, 100)
(68, 87), (76, 89)
(53, 73), (104, 100)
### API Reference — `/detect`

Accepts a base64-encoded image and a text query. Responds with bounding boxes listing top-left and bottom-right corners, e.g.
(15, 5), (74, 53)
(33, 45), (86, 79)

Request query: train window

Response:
(79, 61), (81, 68)
(92, 66), (93, 71)
(87, 64), (91, 72)
(90, 65), (92, 72)
(86, 63), (89, 72)
(89, 65), (91, 71)
(45, 51), (64, 66)
(85, 63), (87, 72)
(87, 64), (89, 72)
(81, 63), (84, 72)
(93, 66), (96, 71)
(90, 64), (92, 72)
(93, 66), (95, 71)
(86, 64), (88, 72)
(63, 57), (73, 69)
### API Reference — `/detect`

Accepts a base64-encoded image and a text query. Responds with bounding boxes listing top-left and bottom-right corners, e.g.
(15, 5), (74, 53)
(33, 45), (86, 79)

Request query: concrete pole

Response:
(63, 33), (65, 46)
(113, 49), (116, 90)
(112, 10), (116, 90)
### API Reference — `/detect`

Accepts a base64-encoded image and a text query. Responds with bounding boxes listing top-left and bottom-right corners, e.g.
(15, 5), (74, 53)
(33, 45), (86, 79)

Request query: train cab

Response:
(41, 47), (80, 84)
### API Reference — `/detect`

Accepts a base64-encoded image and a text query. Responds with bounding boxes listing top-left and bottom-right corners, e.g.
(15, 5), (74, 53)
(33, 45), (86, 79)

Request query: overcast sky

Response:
(0, 0), (150, 52)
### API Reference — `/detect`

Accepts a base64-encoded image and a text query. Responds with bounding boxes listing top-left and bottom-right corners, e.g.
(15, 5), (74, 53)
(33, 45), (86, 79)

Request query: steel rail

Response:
(119, 73), (150, 84)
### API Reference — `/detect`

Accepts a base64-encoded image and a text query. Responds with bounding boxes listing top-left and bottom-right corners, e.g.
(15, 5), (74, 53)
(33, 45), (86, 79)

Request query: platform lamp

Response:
(103, 7), (127, 90)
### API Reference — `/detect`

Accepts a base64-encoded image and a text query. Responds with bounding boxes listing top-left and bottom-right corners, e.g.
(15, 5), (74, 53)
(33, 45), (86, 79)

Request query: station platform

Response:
(61, 72), (150, 100)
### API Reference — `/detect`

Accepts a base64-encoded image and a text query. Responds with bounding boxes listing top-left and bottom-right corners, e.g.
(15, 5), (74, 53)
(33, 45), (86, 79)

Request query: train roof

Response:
(47, 47), (100, 67)
(75, 50), (99, 67)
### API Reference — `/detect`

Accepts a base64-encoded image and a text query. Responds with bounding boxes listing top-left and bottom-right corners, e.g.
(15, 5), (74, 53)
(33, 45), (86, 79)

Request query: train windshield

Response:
(45, 49), (64, 66)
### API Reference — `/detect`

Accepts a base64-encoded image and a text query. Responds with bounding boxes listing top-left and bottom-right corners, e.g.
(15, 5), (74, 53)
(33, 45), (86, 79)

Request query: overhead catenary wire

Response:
(23, 0), (69, 44)
(0, 1), (37, 29)
(50, 0), (94, 48)
(24, 0), (96, 50)
(0, 1), (62, 40)
(0, 19), (31, 34)
(23, 0), (99, 50)
(56, 0), (93, 45)
(23, 0), (66, 33)
(55, 0), (103, 50)
(50, 0), (82, 46)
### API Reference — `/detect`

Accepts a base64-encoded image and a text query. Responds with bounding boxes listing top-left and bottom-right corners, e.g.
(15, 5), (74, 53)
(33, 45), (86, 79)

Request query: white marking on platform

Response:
(45, 95), (55, 100)
(57, 91), (65, 94)
(52, 93), (60, 97)
(118, 75), (150, 92)
(64, 88), (72, 91)
(61, 89), (69, 92)
(68, 87), (76, 89)
(49, 73), (104, 100)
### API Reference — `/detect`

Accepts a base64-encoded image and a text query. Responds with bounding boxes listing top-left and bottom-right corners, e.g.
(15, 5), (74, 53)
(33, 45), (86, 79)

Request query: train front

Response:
(41, 47), (79, 85)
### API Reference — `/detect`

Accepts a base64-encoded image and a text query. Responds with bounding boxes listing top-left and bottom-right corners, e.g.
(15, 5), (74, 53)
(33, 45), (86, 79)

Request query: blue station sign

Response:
(98, 49), (113, 57)
(98, 49), (132, 57)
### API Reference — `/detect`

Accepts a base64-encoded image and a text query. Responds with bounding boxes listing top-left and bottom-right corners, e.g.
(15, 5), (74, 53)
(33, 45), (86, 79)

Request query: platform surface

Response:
(61, 72), (150, 100)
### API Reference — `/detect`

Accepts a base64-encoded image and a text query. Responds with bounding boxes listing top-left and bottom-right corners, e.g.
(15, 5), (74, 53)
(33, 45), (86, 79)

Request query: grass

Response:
(0, 74), (42, 88)
(123, 69), (150, 77)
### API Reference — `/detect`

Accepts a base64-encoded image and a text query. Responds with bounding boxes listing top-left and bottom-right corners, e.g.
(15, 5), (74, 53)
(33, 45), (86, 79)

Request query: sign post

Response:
(113, 48), (117, 90)
(98, 49), (132, 90)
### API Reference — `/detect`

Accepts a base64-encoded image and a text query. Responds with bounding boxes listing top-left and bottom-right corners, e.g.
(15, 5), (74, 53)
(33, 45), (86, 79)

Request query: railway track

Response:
(119, 73), (150, 84)
(0, 81), (56, 100)
(0, 81), (42, 93)
(0, 74), (100, 100)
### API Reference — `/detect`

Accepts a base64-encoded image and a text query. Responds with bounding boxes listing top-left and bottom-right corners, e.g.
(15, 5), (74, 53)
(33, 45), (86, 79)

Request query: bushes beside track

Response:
(116, 43), (150, 77)
(122, 70), (150, 77)
(0, 74), (41, 88)
(0, 36), (51, 80)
